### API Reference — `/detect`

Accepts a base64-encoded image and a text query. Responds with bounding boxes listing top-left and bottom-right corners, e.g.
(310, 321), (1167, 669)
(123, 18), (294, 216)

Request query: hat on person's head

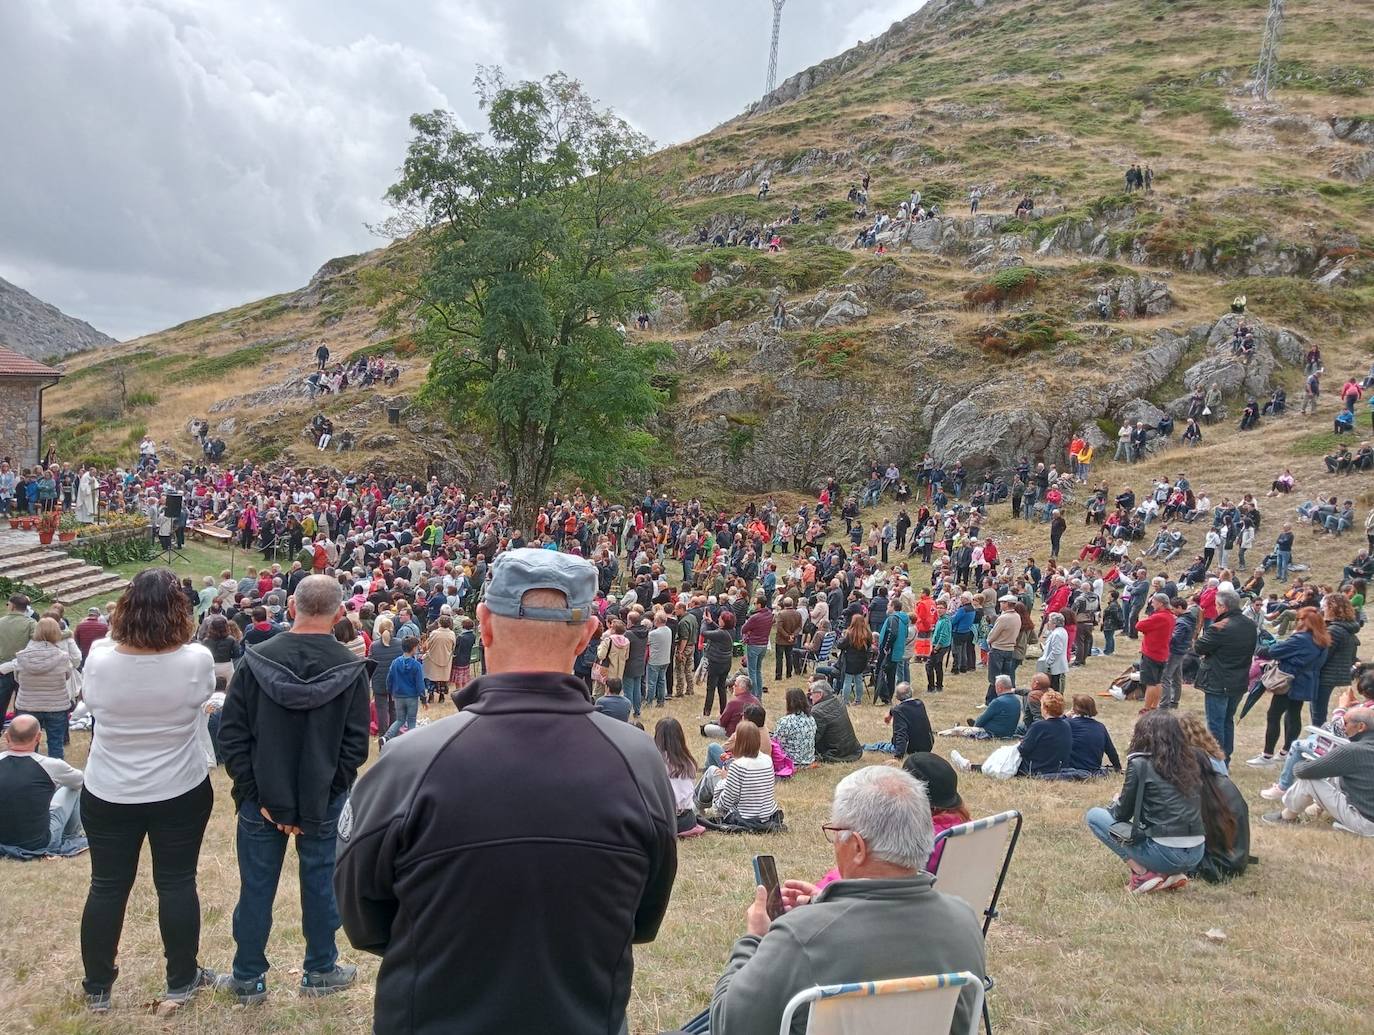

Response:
(901, 752), (964, 813)
(998, 594), (1018, 603)
(484, 547), (597, 624)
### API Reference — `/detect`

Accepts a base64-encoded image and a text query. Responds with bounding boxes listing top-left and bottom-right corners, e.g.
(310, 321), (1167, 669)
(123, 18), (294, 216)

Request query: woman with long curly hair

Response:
(838, 612), (873, 706)
(1085, 710), (1206, 893)
(78, 568), (219, 1010)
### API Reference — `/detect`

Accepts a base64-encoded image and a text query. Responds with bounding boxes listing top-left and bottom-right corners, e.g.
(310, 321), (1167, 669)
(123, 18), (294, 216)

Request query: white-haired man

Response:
(681, 766), (985, 1034)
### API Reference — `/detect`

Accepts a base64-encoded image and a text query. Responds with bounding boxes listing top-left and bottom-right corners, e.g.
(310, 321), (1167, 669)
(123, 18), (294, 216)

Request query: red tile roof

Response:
(0, 345), (62, 379)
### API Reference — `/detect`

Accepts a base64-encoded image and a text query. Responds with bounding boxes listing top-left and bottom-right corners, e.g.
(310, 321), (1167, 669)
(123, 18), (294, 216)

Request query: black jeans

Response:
(374, 691), (393, 739)
(80, 779), (213, 994)
(1264, 693), (1305, 755)
(926, 647), (948, 690)
(774, 643), (796, 681)
(704, 664), (730, 717)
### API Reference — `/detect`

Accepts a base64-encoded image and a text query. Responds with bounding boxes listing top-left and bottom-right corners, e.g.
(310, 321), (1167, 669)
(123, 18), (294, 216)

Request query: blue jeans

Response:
(645, 664), (668, 708)
(745, 645), (767, 694)
(841, 671), (865, 704)
(622, 674), (643, 714)
(27, 709), (69, 760)
(1275, 548), (1291, 580)
(1277, 737), (1321, 790)
(706, 742), (725, 768)
(1103, 628), (1116, 655)
(1086, 807), (1205, 875)
(47, 784), (84, 851)
(1204, 692), (1241, 761)
(231, 796), (343, 982)
(385, 695), (419, 739)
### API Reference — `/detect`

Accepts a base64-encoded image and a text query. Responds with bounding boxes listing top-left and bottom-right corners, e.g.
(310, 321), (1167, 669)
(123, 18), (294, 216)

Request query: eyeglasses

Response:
(820, 824), (852, 844)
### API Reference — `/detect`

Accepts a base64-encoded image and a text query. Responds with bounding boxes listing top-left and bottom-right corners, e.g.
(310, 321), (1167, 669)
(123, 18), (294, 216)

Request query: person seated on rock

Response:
(1156, 413), (1175, 438)
(1356, 444), (1374, 472)
(1343, 552), (1374, 583)
(1085, 489), (1108, 526)
(384, 365), (400, 386)
(1182, 417), (1203, 447)
(1323, 500), (1357, 536)
(1262, 387), (1286, 416)
(1268, 469), (1295, 496)
(1326, 447), (1353, 475)
(1334, 408), (1356, 435)
(1231, 293), (1247, 314)
(1080, 531), (1108, 563)
(1238, 398), (1260, 431)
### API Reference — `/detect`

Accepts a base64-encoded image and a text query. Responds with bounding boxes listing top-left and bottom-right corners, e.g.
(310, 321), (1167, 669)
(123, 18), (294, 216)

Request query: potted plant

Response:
(57, 511), (80, 543)
(36, 510), (59, 545)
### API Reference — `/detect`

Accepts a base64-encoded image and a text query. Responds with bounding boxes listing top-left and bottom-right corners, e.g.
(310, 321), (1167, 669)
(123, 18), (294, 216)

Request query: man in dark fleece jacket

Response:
(336, 548), (677, 1035)
(217, 575), (370, 1004)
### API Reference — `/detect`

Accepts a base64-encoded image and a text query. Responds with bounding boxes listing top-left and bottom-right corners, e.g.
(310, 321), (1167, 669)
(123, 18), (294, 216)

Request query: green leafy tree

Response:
(383, 72), (684, 526)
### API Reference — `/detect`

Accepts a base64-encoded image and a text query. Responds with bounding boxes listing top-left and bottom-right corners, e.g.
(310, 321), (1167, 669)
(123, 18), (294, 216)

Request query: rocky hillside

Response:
(0, 275), (117, 360)
(42, 0), (1374, 496)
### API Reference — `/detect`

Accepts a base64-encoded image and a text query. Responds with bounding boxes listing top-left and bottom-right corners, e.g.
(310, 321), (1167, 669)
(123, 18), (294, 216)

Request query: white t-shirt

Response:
(82, 639), (216, 804)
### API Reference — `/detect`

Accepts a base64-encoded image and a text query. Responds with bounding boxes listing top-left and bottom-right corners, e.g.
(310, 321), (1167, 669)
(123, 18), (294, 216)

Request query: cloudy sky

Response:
(0, 0), (923, 340)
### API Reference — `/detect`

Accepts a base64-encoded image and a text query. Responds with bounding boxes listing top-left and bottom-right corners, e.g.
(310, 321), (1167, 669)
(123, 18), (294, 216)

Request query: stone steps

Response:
(0, 536), (129, 606)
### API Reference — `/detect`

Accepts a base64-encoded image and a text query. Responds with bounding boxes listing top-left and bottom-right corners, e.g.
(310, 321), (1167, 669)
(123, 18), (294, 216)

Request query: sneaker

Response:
(1245, 753), (1277, 768)
(1259, 784), (1286, 801)
(1127, 871), (1166, 894)
(164, 967), (222, 1005)
(214, 972), (268, 1005)
(949, 750), (972, 772)
(85, 990), (112, 1013)
(300, 963), (357, 998)
(1261, 810), (1299, 826)
(1158, 873), (1189, 891)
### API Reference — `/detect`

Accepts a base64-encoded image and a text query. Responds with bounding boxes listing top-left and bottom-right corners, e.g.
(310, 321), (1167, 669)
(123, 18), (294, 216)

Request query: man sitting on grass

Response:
(674, 766), (985, 1035)
(938, 674), (1022, 738)
(1263, 707), (1374, 837)
(808, 679), (862, 762)
(863, 682), (933, 757)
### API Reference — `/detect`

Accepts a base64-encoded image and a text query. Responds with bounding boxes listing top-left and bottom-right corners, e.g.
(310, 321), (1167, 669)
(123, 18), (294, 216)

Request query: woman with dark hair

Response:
(1085, 711), (1206, 893)
(200, 614), (241, 685)
(701, 611), (736, 718)
(773, 687), (817, 766)
(1068, 694), (1122, 774)
(78, 568), (219, 1009)
(333, 617), (367, 659)
(654, 718), (701, 835)
(1247, 606), (1330, 768)
(1011, 601), (1034, 683)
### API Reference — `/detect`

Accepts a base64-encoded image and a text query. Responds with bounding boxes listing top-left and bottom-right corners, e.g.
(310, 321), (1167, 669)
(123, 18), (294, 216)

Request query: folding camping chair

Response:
(930, 810), (1023, 1035)
(795, 630), (835, 675)
(1301, 725), (1348, 757)
(779, 972), (984, 1035)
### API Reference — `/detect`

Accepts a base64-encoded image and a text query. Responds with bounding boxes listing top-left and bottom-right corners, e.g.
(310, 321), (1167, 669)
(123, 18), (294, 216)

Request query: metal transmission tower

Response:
(764, 0), (787, 98)
(1252, 0), (1286, 100)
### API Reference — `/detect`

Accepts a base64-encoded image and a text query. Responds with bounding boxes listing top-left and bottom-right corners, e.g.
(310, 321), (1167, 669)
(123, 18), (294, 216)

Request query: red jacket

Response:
(1135, 609), (1176, 663)
(1198, 586), (1219, 621)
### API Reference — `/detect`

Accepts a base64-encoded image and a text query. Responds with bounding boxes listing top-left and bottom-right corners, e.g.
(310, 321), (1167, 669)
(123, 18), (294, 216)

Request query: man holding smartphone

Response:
(677, 766), (985, 1035)
(335, 549), (678, 1035)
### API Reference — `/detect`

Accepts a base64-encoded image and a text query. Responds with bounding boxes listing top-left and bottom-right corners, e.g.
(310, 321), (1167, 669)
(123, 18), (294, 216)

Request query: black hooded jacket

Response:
(218, 632), (371, 834)
(335, 672), (677, 1035)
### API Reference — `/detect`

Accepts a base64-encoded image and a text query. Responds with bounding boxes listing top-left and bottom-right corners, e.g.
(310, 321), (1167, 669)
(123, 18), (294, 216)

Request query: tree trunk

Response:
(508, 432), (548, 535)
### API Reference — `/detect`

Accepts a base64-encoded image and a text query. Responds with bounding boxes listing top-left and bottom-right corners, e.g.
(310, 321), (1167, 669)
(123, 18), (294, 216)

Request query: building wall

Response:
(0, 379), (46, 468)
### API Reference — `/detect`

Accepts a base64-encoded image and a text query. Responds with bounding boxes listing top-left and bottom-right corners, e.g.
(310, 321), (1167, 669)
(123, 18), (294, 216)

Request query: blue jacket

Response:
(1067, 715), (1121, 772)
(386, 654), (426, 698)
(1268, 630), (1328, 703)
(879, 613), (908, 663)
(949, 605), (977, 635)
(1017, 716), (1074, 776)
(930, 616), (953, 649)
(974, 694), (1021, 738)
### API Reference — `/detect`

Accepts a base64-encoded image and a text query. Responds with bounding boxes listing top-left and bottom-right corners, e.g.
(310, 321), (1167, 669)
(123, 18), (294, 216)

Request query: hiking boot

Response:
(1127, 871), (1166, 894)
(300, 963), (357, 998)
(85, 990), (112, 1013)
(214, 972), (268, 1005)
(164, 967), (223, 1005)
(1261, 809), (1300, 826)
(1259, 783), (1286, 801)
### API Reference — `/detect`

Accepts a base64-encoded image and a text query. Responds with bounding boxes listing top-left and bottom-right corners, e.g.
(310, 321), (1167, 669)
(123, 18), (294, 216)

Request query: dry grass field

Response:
(6, 403), (1374, 1034)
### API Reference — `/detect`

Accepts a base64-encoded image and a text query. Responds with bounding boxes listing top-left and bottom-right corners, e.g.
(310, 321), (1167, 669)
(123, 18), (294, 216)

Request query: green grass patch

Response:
(1293, 430), (1348, 457)
(1226, 277), (1369, 334)
(179, 340), (290, 382)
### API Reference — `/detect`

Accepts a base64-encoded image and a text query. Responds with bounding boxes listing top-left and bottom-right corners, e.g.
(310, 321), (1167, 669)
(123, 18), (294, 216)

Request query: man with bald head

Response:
(0, 714), (85, 857)
(337, 548), (677, 1035)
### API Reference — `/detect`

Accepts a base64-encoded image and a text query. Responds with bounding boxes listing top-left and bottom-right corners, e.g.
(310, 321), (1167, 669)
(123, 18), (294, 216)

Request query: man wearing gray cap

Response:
(335, 548), (678, 1035)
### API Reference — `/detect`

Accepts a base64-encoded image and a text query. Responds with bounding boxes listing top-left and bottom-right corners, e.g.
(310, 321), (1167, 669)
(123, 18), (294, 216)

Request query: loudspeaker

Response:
(164, 492), (183, 519)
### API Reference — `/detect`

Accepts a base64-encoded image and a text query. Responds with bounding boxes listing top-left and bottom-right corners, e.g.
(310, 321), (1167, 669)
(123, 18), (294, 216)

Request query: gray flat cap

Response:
(484, 548), (597, 623)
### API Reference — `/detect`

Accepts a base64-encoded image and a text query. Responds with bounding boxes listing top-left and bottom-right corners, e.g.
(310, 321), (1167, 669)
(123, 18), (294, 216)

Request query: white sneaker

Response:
(949, 749), (973, 772)
(1259, 784), (1285, 801)
(1245, 753), (1277, 768)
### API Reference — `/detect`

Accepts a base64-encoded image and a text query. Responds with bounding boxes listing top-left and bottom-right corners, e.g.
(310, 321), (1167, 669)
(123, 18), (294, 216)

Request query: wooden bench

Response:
(187, 523), (234, 545)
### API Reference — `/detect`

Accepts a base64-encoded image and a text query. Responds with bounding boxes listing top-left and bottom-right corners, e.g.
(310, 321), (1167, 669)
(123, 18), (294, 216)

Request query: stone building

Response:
(0, 344), (62, 467)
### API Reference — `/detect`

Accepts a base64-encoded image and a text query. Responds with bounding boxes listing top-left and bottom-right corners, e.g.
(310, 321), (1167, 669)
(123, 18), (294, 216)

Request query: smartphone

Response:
(752, 854), (784, 920)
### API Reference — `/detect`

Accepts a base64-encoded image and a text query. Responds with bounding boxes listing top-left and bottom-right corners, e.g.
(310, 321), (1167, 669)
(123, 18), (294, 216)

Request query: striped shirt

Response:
(715, 754), (777, 820)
